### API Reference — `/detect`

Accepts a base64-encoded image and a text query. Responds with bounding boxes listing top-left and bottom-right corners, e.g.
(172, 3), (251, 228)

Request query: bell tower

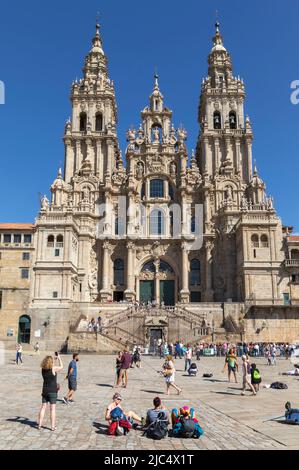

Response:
(197, 22), (253, 183)
(63, 23), (119, 184)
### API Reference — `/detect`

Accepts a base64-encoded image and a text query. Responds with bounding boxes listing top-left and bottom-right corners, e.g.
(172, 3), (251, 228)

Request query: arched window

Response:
(190, 259), (201, 286)
(79, 112), (87, 132)
(18, 315), (31, 343)
(150, 179), (164, 198)
(229, 111), (237, 129)
(261, 234), (269, 248)
(169, 211), (173, 236)
(47, 235), (54, 247)
(251, 234), (259, 248)
(56, 234), (64, 247)
(95, 112), (103, 131)
(159, 260), (174, 273)
(114, 259), (124, 286)
(168, 184), (174, 200)
(213, 111), (221, 129)
(142, 261), (155, 272)
(150, 209), (164, 235)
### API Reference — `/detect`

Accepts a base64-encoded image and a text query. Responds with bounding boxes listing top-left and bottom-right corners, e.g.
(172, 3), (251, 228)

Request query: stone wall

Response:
(67, 332), (124, 354)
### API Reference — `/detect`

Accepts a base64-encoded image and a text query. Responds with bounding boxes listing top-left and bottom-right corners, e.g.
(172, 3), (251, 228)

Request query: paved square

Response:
(0, 352), (299, 450)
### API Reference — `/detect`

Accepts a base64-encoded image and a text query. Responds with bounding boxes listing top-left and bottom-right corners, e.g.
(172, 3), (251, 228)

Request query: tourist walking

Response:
(241, 355), (256, 395)
(115, 351), (123, 385)
(116, 346), (132, 388)
(37, 354), (63, 430)
(184, 344), (192, 371)
(162, 355), (182, 396)
(34, 342), (40, 354)
(250, 363), (262, 393)
(63, 353), (79, 404)
(223, 348), (238, 383)
(15, 343), (23, 365)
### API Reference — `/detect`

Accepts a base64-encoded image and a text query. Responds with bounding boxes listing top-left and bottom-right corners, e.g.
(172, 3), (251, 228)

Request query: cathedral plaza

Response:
(0, 351), (298, 450)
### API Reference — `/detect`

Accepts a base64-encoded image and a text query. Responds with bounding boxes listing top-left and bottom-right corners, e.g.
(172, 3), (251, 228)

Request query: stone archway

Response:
(139, 259), (176, 306)
(18, 315), (31, 344)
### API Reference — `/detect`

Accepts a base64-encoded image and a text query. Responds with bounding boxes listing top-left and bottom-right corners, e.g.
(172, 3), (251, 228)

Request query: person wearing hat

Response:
(105, 392), (145, 426)
(241, 355), (256, 396)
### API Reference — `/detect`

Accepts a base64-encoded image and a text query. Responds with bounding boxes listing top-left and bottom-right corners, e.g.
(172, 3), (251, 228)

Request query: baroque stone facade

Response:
(1, 22), (299, 349)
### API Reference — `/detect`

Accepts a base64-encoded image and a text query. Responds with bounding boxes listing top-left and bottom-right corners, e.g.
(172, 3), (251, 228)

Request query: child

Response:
(251, 363), (262, 393)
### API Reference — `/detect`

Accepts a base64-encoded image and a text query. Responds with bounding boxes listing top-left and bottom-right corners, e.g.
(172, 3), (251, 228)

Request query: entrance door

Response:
(160, 280), (175, 306)
(149, 328), (162, 354)
(18, 315), (31, 343)
(140, 280), (154, 304)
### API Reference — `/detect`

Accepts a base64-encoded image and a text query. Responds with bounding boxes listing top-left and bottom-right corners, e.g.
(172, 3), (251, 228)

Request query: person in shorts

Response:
(63, 353), (79, 404)
(37, 354), (63, 431)
(223, 348), (239, 383)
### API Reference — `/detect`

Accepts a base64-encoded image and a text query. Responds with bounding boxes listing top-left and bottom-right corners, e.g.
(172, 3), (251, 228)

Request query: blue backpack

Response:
(110, 407), (124, 422)
(285, 402), (299, 424)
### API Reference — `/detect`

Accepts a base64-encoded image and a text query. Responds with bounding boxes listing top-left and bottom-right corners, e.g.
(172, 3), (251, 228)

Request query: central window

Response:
(150, 210), (164, 235)
(150, 179), (164, 198)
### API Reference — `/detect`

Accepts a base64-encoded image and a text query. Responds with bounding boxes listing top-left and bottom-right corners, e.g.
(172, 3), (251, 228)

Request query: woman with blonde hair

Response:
(37, 353), (63, 431)
(162, 355), (182, 396)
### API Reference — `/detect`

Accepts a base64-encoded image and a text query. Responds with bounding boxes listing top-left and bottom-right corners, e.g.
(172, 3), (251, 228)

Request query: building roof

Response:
(0, 223), (35, 231)
(288, 236), (299, 241)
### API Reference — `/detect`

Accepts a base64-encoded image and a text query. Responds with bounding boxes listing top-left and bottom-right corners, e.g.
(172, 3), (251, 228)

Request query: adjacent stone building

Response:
(1, 22), (299, 350)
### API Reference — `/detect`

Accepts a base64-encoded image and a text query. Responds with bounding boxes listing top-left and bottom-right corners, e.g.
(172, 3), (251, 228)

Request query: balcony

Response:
(285, 259), (299, 268)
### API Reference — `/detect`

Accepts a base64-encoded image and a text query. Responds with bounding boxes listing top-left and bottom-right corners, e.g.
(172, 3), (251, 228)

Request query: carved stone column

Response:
(154, 259), (160, 304)
(180, 242), (190, 303)
(100, 240), (112, 301)
(204, 240), (214, 301)
(125, 241), (136, 302)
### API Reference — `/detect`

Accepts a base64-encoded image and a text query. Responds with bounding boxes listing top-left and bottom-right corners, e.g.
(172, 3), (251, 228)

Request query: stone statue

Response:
(226, 187), (233, 201)
(41, 195), (49, 210)
(170, 161), (176, 176)
(136, 162), (143, 179)
(153, 127), (160, 143)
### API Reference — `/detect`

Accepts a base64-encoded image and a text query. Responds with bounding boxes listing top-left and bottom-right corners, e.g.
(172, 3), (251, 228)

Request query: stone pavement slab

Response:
(0, 352), (298, 450)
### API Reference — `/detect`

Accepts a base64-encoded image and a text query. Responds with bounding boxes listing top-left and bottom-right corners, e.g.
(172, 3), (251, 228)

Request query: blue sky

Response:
(0, 0), (298, 230)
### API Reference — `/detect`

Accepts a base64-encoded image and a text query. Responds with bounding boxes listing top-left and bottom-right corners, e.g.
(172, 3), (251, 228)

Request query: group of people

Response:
(105, 393), (203, 439)
(223, 347), (262, 395)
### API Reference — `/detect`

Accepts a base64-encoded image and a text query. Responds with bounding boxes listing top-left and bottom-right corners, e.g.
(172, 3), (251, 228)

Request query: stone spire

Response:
(83, 22), (108, 80)
(208, 22), (232, 86)
(150, 73), (164, 112)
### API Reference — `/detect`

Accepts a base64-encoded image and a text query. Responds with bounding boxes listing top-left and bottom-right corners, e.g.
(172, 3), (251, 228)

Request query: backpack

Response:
(143, 412), (168, 440)
(285, 402), (299, 424)
(110, 406), (124, 422)
(108, 421), (118, 435)
(179, 417), (196, 438)
(270, 382), (288, 390)
(253, 369), (261, 382)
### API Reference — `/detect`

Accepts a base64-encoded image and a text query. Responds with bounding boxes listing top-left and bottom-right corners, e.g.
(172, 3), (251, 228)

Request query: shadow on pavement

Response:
(93, 421), (109, 435)
(140, 389), (163, 394)
(210, 391), (240, 396)
(96, 384), (114, 388)
(6, 417), (37, 428)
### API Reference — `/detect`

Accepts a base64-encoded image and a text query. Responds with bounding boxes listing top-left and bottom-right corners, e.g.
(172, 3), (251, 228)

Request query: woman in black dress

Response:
(37, 354), (63, 431)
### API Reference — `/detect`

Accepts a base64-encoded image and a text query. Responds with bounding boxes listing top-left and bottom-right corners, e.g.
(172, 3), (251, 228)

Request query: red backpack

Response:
(107, 421), (118, 436)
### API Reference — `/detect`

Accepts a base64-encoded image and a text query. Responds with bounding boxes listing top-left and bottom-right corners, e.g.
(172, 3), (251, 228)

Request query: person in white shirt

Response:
(184, 345), (192, 371)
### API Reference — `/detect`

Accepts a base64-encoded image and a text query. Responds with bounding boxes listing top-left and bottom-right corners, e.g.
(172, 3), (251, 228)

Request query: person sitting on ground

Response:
(250, 363), (262, 393)
(145, 397), (169, 426)
(188, 362), (198, 376)
(105, 392), (144, 427)
(281, 368), (299, 376)
(171, 406), (204, 438)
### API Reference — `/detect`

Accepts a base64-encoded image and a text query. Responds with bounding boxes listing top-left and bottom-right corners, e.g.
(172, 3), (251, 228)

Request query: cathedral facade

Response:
(4, 22), (298, 351)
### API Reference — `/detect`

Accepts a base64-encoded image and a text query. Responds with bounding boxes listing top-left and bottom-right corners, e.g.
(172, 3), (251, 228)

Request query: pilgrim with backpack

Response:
(171, 406), (204, 438)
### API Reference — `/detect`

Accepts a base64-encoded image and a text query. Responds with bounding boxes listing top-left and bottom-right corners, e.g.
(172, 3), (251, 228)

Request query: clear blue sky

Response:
(0, 0), (298, 230)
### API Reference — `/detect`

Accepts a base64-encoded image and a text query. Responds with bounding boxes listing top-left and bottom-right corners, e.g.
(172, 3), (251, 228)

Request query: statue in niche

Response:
(153, 127), (160, 143)
(170, 161), (176, 176)
(136, 162), (144, 179)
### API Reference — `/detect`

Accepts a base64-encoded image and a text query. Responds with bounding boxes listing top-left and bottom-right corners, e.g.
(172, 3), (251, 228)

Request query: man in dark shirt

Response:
(117, 346), (132, 388)
(63, 353), (79, 404)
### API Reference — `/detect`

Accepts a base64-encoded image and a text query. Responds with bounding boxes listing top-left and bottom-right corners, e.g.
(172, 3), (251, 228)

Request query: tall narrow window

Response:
(47, 235), (54, 247)
(251, 234), (259, 248)
(0, 291), (2, 309)
(141, 183), (145, 199)
(229, 111), (237, 129)
(79, 112), (87, 131)
(169, 211), (173, 236)
(168, 184), (174, 200)
(150, 179), (164, 198)
(213, 111), (221, 129)
(190, 259), (201, 286)
(191, 216), (196, 234)
(114, 259), (124, 286)
(56, 235), (63, 247)
(261, 235), (269, 248)
(150, 210), (164, 235)
(95, 112), (103, 131)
